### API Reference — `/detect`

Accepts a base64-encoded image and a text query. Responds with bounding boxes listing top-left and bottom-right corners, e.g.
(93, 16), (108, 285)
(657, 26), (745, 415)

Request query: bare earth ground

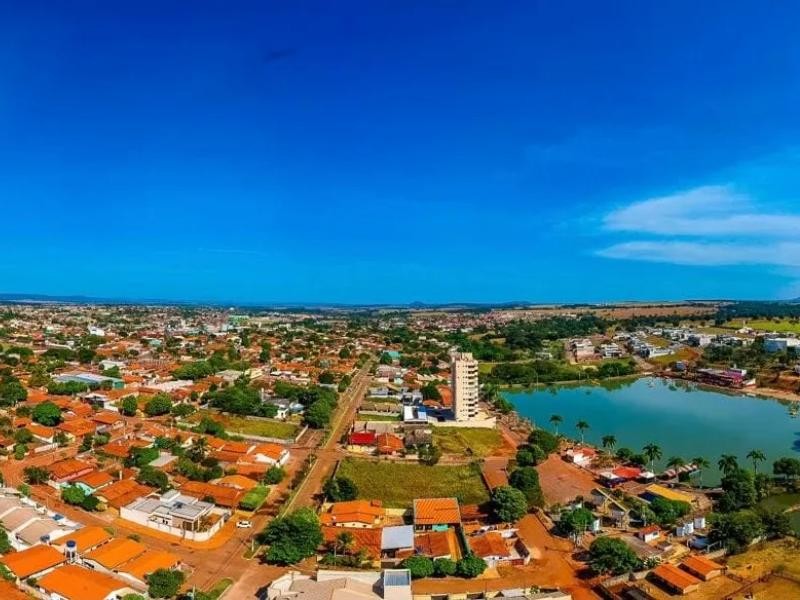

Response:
(536, 454), (598, 506)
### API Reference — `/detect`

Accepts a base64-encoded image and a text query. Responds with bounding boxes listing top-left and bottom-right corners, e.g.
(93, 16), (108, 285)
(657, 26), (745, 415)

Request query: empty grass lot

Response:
(337, 458), (489, 508)
(189, 410), (299, 440)
(724, 319), (800, 334)
(432, 427), (505, 458)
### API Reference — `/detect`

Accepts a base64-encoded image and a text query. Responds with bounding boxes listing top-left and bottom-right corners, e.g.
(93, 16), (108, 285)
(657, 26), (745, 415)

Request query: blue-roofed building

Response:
(54, 371), (124, 390)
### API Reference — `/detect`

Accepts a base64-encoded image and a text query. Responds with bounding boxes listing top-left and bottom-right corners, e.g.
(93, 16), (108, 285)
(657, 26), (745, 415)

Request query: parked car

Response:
(237, 520), (252, 529)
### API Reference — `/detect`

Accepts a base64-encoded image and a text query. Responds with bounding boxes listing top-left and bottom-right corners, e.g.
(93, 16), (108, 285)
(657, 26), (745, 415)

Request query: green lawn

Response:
(725, 319), (800, 334)
(357, 413), (400, 422)
(204, 578), (233, 600)
(337, 458), (489, 508)
(432, 427), (505, 458)
(239, 485), (269, 511)
(189, 410), (299, 439)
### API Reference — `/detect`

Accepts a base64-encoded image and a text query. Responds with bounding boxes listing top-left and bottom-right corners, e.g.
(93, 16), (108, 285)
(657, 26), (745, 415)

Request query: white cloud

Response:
(603, 185), (800, 237)
(598, 241), (800, 267)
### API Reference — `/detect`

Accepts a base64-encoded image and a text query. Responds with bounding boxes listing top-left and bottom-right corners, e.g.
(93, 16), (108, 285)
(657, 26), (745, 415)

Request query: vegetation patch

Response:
(432, 428), (504, 458)
(239, 485), (269, 511)
(337, 458), (489, 507)
(188, 410), (299, 439)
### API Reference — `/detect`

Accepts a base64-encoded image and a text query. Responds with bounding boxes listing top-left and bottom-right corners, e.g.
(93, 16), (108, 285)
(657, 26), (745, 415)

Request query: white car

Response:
(237, 519), (252, 529)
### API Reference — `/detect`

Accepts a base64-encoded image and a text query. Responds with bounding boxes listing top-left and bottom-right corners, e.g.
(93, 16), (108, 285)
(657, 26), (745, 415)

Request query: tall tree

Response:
(643, 443), (662, 472)
(718, 454), (739, 477)
(746, 449), (766, 474)
(549, 414), (563, 436)
(692, 456), (710, 488)
(575, 420), (590, 444)
(601, 435), (617, 452)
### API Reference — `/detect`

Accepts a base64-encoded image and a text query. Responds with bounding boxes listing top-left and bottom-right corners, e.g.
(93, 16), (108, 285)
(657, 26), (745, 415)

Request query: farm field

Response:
(336, 458), (489, 507)
(727, 538), (800, 579)
(432, 427), (506, 458)
(188, 409), (300, 439)
(724, 319), (800, 334)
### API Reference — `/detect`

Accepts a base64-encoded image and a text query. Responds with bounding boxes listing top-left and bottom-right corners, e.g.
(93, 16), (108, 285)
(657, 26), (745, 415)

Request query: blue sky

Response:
(2, 1), (800, 304)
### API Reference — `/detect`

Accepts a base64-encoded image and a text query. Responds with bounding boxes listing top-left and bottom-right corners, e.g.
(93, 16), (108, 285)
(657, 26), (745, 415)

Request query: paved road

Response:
(282, 365), (371, 513)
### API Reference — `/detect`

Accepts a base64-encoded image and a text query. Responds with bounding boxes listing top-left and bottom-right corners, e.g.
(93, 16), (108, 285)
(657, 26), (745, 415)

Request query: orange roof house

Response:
(468, 531), (511, 560)
(57, 418), (97, 439)
(414, 530), (458, 559)
(74, 470), (115, 492)
(180, 481), (243, 508)
(28, 423), (56, 441)
(84, 537), (147, 570)
(49, 458), (94, 483)
(320, 500), (385, 528)
(215, 474), (259, 491)
(1, 543), (66, 579)
(376, 433), (404, 455)
(96, 479), (153, 509)
(322, 526), (382, 559)
(651, 563), (701, 595)
(117, 549), (180, 583)
(54, 525), (113, 553)
(38, 564), (135, 600)
(413, 498), (461, 529)
(681, 555), (725, 581)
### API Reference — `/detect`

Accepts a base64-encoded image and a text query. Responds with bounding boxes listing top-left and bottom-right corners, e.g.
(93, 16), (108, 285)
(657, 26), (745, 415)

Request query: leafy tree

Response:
(588, 537), (642, 575)
(81, 494), (101, 512)
(418, 444), (441, 466)
(455, 555), (487, 578)
(491, 486), (527, 523)
(0, 529), (11, 553)
(433, 557), (456, 577)
(558, 507), (594, 537)
(324, 476), (358, 502)
(14, 428), (33, 444)
(264, 466), (286, 485)
(649, 497), (691, 526)
(718, 454), (739, 477)
(318, 371), (335, 385)
(379, 352), (393, 365)
(709, 510), (764, 553)
(759, 509), (792, 539)
(421, 383), (442, 401)
(304, 399), (335, 429)
(509, 466), (544, 508)
(718, 468), (757, 512)
(257, 508), (323, 565)
(120, 396), (138, 416)
(137, 466), (171, 493)
(61, 485), (87, 506)
(23, 466), (50, 484)
(144, 394), (172, 417)
(32, 401), (62, 426)
(125, 446), (160, 468)
(773, 457), (800, 486)
(146, 568), (186, 598)
(527, 429), (559, 455)
(0, 380), (26, 406)
(403, 556), (434, 579)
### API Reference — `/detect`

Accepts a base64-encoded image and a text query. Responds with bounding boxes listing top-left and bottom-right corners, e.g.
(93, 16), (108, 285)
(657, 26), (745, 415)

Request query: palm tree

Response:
(334, 531), (354, 559)
(746, 449), (766, 474)
(692, 456), (710, 488)
(576, 420), (590, 444)
(643, 443), (662, 472)
(718, 454), (739, 477)
(601, 435), (617, 453)
(549, 414), (563, 436)
(189, 436), (208, 461)
(666, 456), (685, 479)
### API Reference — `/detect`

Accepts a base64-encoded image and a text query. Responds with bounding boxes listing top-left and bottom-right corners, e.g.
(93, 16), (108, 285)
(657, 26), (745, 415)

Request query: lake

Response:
(504, 377), (800, 484)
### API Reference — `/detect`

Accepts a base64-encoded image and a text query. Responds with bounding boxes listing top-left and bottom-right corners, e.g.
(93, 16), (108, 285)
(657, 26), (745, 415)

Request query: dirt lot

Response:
(536, 454), (598, 506)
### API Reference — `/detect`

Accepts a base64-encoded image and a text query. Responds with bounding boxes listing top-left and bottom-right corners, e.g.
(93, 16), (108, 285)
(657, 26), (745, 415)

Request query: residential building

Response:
(450, 352), (479, 422)
(119, 490), (230, 541)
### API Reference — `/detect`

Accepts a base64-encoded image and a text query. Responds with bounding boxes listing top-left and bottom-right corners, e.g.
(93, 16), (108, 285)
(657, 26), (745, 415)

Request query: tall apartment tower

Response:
(451, 351), (479, 422)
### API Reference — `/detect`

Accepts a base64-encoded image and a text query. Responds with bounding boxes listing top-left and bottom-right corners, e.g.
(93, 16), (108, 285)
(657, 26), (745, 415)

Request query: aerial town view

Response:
(3, 2), (800, 600)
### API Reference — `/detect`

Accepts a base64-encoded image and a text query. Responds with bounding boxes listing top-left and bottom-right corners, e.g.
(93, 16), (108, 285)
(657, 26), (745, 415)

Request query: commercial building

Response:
(450, 352), (479, 422)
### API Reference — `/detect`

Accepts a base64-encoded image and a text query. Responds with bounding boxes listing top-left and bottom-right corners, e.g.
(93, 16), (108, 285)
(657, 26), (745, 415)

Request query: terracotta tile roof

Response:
(215, 474), (259, 491)
(96, 479), (153, 509)
(91, 411), (123, 425)
(1, 543), (66, 578)
(468, 532), (510, 558)
(55, 526), (113, 553)
(101, 439), (149, 459)
(28, 423), (55, 439)
(118, 549), (180, 582)
(38, 564), (130, 600)
(320, 500), (384, 526)
(681, 555), (724, 578)
(413, 498), (461, 526)
(74, 470), (115, 490)
(414, 531), (455, 558)
(322, 526), (382, 558)
(652, 563), (701, 592)
(49, 458), (93, 481)
(180, 481), (244, 508)
(376, 433), (403, 454)
(57, 418), (96, 438)
(84, 537), (146, 569)
(252, 442), (287, 461)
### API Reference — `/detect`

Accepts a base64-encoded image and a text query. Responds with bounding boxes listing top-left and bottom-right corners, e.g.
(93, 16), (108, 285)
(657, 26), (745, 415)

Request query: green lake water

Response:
(504, 377), (800, 484)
